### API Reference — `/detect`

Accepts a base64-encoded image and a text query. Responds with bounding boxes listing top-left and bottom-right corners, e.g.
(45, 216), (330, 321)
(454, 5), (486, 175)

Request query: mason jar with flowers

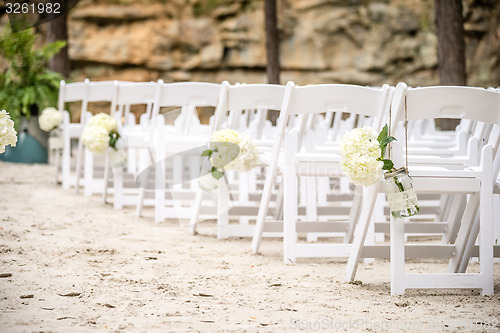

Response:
(340, 125), (419, 218)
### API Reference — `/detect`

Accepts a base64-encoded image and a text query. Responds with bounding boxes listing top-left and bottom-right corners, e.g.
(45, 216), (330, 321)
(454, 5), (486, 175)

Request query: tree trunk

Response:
(264, 0), (280, 124)
(47, 1), (70, 78)
(435, 0), (466, 129)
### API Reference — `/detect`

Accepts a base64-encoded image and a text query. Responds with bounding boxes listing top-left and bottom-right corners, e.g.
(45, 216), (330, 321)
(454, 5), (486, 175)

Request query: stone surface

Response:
(61, 0), (500, 87)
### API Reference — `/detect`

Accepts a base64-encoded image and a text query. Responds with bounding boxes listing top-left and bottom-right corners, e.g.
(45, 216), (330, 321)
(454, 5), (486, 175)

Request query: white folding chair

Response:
(135, 81), (227, 223)
(189, 83), (295, 238)
(346, 82), (498, 295)
(373, 118), (492, 246)
(59, 79), (91, 189)
(78, 81), (120, 197)
(250, 83), (391, 255)
(277, 84), (391, 264)
(101, 80), (163, 209)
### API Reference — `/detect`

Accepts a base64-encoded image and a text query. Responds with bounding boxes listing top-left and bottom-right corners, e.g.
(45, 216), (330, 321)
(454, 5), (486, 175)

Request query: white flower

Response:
(209, 129), (260, 172)
(210, 129), (240, 168)
(38, 107), (63, 132)
(211, 129), (239, 144)
(340, 126), (383, 186)
(88, 113), (117, 133)
(82, 125), (109, 154)
(0, 110), (17, 154)
(203, 128), (260, 184)
(211, 141), (240, 168)
(225, 133), (259, 172)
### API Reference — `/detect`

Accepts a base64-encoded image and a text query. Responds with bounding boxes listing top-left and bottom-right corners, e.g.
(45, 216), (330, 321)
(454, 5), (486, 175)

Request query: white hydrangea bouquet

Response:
(82, 113), (126, 168)
(38, 107), (63, 132)
(38, 107), (64, 150)
(340, 125), (395, 186)
(198, 129), (259, 192)
(0, 110), (17, 154)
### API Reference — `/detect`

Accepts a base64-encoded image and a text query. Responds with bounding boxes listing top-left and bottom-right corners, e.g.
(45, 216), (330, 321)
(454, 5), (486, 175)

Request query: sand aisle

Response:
(0, 161), (499, 332)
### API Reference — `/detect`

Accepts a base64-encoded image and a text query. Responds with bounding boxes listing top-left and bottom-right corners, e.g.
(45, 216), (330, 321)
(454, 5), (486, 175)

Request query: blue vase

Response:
(0, 116), (48, 164)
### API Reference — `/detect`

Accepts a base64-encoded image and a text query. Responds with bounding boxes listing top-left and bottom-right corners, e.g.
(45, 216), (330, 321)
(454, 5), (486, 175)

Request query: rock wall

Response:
(65, 0), (499, 87)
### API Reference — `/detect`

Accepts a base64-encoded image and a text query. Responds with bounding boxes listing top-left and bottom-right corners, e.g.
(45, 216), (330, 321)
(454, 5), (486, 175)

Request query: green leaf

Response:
(201, 149), (212, 157)
(109, 131), (120, 148)
(380, 135), (397, 147)
(378, 158), (394, 171)
(211, 167), (224, 180)
(377, 124), (388, 144)
(393, 176), (405, 192)
(380, 136), (397, 157)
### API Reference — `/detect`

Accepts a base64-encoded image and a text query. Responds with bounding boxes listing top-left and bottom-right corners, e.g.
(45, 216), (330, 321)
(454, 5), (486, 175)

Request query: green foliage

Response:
(377, 124), (388, 143)
(378, 158), (394, 171)
(201, 147), (224, 179)
(211, 167), (224, 180)
(377, 124), (397, 158)
(377, 124), (397, 171)
(0, 26), (66, 127)
(109, 131), (120, 148)
(379, 136), (397, 157)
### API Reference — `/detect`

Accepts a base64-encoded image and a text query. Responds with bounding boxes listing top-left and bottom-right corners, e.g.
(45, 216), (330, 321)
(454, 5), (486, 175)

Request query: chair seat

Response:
(409, 165), (483, 178)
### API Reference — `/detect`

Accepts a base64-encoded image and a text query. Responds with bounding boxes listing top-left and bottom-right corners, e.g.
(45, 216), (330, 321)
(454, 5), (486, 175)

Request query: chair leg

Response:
(102, 153), (110, 203)
(273, 182), (284, 221)
(373, 193), (386, 243)
(83, 148), (93, 197)
(305, 176), (318, 242)
(154, 161), (165, 223)
(62, 122), (71, 189)
(54, 149), (60, 184)
(217, 176), (230, 239)
(135, 166), (151, 217)
(458, 214), (480, 273)
(136, 188), (146, 217)
(189, 189), (204, 235)
(442, 194), (467, 244)
(283, 167), (297, 264)
(344, 183), (378, 281)
(113, 167), (123, 210)
(447, 194), (479, 273)
(74, 139), (84, 193)
(251, 167), (275, 254)
(343, 187), (362, 244)
(438, 194), (452, 222)
(479, 160), (494, 295)
(390, 216), (406, 296)
(363, 213), (375, 264)
(283, 132), (298, 264)
(455, 146), (494, 295)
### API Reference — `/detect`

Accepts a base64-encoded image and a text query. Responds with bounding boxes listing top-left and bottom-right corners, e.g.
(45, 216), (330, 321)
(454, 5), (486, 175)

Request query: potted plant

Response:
(0, 25), (65, 163)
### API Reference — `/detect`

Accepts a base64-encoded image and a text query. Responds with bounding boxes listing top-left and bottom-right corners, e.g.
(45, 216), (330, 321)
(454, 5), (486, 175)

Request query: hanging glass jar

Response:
(384, 167), (419, 218)
(198, 158), (219, 192)
(108, 147), (127, 168)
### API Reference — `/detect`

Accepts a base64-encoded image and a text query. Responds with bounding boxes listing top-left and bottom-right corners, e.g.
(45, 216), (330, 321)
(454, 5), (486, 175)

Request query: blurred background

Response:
(1, 0), (499, 130)
(1, 0), (499, 87)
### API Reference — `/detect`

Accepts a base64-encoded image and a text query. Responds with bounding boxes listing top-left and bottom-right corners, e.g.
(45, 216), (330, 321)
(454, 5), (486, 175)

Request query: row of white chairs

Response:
(52, 79), (500, 296)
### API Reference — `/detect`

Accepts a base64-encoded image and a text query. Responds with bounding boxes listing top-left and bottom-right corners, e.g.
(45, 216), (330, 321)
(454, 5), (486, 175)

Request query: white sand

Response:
(0, 161), (499, 332)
